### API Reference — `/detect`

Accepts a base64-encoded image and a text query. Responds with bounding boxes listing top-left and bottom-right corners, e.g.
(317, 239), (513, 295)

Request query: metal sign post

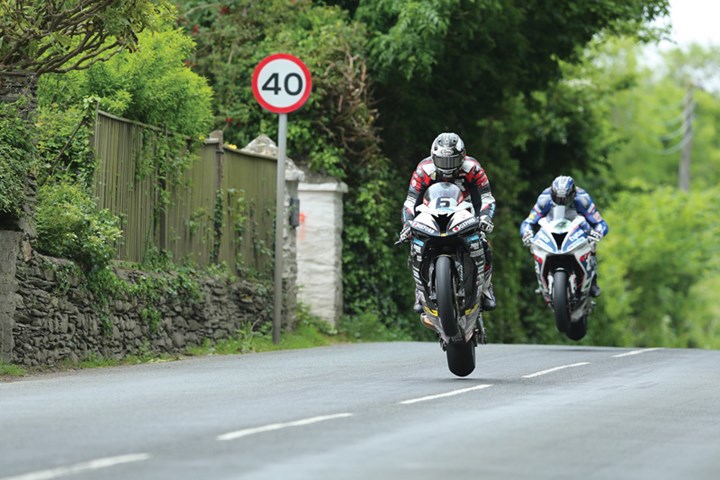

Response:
(252, 53), (312, 344)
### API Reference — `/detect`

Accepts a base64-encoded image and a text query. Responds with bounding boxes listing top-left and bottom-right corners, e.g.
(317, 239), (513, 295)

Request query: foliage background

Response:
(177, 0), (716, 348)
(4, 0), (720, 349)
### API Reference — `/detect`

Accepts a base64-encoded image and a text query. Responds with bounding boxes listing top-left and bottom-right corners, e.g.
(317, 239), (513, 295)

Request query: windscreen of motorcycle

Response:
(421, 182), (465, 215)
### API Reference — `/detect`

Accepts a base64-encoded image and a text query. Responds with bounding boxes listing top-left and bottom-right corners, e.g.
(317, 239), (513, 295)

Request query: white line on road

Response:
(613, 348), (662, 358)
(522, 362), (590, 378)
(0, 454), (151, 480)
(399, 384), (493, 405)
(217, 413), (354, 441)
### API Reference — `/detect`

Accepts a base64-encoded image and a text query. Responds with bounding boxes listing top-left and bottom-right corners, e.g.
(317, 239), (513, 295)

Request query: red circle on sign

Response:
(252, 53), (312, 114)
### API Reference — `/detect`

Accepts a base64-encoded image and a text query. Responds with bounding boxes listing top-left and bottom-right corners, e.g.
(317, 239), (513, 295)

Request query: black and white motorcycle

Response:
(399, 182), (486, 377)
(527, 204), (597, 341)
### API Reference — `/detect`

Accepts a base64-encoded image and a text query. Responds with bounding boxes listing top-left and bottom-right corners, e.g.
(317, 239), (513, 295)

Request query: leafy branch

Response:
(0, 0), (173, 74)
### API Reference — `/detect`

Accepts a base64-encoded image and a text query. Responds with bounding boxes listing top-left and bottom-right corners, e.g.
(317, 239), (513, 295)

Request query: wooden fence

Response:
(92, 111), (276, 276)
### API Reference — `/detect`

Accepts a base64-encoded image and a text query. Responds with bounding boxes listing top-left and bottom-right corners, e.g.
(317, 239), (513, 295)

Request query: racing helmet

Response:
(551, 175), (576, 206)
(431, 132), (465, 177)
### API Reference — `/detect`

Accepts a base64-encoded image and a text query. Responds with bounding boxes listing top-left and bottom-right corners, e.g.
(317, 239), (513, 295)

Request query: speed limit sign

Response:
(252, 53), (312, 114)
(251, 53), (312, 345)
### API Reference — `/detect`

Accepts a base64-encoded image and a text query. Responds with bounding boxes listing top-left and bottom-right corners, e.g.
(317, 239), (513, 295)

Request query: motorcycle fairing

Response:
(561, 224), (589, 252)
(530, 212), (596, 322)
(412, 212), (442, 236)
(534, 228), (557, 253)
(448, 210), (479, 234)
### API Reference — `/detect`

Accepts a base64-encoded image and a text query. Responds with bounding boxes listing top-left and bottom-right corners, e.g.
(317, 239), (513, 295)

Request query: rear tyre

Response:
(552, 270), (570, 333)
(436, 256), (458, 338)
(446, 341), (476, 377)
(566, 315), (588, 341)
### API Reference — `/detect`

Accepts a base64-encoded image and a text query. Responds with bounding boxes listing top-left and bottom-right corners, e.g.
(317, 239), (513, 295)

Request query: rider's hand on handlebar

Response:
(589, 229), (603, 243)
(522, 230), (533, 247)
(479, 216), (494, 234)
(398, 221), (412, 244)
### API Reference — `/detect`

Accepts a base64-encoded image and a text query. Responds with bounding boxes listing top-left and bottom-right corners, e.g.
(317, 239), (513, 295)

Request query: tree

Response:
(0, 0), (174, 74)
(38, 28), (213, 139)
(342, 0), (669, 341)
(590, 186), (720, 348)
(177, 0), (672, 340)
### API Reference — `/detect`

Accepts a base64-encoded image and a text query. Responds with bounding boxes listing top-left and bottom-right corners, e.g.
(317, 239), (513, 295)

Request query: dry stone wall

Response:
(11, 252), (272, 367)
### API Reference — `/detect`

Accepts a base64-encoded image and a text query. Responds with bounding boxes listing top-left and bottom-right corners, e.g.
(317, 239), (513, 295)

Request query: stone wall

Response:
(11, 252), (272, 367)
(0, 72), (37, 115)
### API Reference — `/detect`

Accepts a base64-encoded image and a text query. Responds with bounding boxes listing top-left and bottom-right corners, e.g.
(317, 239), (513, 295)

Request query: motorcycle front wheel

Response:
(436, 255), (476, 376)
(552, 270), (571, 333)
(435, 255), (458, 338)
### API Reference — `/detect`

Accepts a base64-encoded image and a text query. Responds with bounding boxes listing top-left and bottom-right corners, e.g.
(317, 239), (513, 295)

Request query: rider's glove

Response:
(589, 229), (603, 243)
(479, 216), (494, 234)
(522, 230), (533, 247)
(398, 221), (413, 243)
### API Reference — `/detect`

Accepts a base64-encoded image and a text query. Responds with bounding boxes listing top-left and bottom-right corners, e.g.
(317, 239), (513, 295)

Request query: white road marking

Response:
(217, 413), (354, 441)
(522, 362), (590, 378)
(399, 384), (493, 405)
(613, 348), (662, 358)
(0, 454), (151, 480)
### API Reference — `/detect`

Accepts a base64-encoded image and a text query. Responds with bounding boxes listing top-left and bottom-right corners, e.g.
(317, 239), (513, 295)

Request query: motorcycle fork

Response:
(426, 253), (465, 306)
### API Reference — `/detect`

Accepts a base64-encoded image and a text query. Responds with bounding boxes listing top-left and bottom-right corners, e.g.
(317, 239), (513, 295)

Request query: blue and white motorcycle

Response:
(528, 205), (597, 341)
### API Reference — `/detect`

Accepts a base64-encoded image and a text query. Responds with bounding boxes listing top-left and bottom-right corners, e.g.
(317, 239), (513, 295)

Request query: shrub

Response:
(35, 180), (122, 272)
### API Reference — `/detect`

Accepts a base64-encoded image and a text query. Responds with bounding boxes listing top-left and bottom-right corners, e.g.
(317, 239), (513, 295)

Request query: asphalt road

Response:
(1, 342), (719, 480)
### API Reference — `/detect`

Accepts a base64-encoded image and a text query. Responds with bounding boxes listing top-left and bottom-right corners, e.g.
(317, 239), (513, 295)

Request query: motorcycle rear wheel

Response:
(552, 270), (571, 333)
(566, 315), (588, 341)
(446, 341), (476, 377)
(436, 255), (458, 338)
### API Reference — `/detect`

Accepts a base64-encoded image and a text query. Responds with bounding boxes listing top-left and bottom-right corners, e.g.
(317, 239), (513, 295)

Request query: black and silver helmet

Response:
(431, 132), (465, 177)
(551, 175), (576, 206)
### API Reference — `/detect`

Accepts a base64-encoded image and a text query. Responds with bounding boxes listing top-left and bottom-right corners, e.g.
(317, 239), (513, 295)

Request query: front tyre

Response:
(436, 256), (458, 338)
(552, 270), (570, 333)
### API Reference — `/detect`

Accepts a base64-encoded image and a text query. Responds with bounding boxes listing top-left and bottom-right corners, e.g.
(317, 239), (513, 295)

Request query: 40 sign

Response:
(252, 53), (312, 114)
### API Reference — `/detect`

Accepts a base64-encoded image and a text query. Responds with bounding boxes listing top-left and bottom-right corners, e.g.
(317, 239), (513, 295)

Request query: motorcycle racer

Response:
(399, 132), (497, 313)
(519, 175), (608, 297)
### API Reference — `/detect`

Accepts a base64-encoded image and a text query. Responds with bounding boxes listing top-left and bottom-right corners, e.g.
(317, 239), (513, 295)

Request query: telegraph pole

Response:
(678, 83), (695, 192)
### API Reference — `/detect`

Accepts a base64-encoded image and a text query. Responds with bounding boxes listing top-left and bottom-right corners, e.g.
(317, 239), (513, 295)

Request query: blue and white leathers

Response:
(519, 187), (608, 238)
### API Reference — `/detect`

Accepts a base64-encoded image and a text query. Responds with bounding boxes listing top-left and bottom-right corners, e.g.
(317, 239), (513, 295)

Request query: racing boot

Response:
(481, 247), (496, 311)
(590, 275), (602, 298)
(482, 280), (497, 311)
(413, 289), (423, 313)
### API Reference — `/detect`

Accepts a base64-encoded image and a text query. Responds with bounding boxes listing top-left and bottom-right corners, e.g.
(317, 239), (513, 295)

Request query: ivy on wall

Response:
(0, 98), (35, 221)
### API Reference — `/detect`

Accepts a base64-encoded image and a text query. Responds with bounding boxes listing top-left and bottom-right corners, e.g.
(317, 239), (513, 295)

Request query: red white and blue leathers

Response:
(402, 155), (497, 311)
(519, 187), (609, 238)
(402, 156), (496, 224)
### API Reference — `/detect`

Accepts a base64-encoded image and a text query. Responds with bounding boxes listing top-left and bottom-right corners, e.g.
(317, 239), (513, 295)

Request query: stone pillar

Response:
(296, 174), (349, 326)
(0, 71), (38, 363)
(0, 232), (21, 362)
